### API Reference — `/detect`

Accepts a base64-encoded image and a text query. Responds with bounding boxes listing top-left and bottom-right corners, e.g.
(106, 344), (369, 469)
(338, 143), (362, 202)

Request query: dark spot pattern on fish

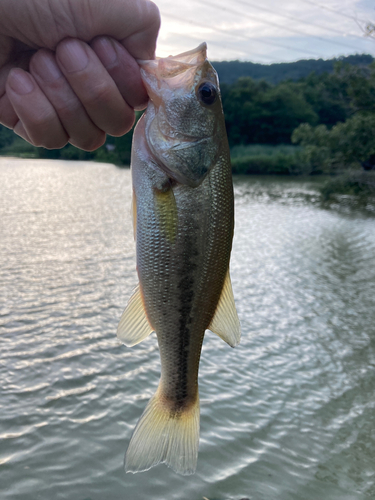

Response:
(173, 229), (199, 411)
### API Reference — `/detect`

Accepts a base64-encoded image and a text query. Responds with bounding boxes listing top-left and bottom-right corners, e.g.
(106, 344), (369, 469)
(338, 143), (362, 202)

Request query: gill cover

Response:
(138, 43), (225, 187)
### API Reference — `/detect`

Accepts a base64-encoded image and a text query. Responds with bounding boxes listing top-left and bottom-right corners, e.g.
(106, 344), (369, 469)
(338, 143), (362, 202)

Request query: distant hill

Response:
(212, 54), (374, 85)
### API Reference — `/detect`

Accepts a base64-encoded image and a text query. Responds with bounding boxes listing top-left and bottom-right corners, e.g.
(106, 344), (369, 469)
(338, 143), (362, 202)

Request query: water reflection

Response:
(1, 160), (375, 500)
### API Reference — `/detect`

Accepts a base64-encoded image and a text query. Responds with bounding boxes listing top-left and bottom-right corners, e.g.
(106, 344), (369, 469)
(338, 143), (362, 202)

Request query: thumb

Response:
(70, 0), (161, 60)
(0, 0), (160, 60)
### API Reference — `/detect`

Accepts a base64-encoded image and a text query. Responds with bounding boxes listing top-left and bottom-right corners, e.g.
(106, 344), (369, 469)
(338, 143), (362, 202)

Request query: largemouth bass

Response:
(117, 43), (240, 475)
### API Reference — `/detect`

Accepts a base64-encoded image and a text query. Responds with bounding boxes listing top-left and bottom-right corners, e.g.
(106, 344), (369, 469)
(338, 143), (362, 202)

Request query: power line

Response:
(163, 13), (322, 59)
(161, 22), (274, 60)
(162, 14), (282, 59)
(195, 0), (369, 52)
(164, 31), (278, 63)
(233, 0), (373, 44)
(298, 0), (369, 25)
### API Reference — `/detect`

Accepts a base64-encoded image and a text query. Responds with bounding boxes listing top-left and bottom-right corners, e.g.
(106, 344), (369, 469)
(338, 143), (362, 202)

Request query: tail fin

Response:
(125, 387), (200, 475)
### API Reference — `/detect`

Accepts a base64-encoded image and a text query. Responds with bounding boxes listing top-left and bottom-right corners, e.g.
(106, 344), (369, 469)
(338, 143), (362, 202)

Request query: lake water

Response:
(1, 158), (375, 500)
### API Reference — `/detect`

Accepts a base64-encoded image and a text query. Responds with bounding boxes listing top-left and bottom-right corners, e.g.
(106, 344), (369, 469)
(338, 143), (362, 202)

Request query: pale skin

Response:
(0, 0), (160, 150)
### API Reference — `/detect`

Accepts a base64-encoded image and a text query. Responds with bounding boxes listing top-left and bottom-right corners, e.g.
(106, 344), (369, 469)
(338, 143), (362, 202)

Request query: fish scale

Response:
(117, 43), (240, 475)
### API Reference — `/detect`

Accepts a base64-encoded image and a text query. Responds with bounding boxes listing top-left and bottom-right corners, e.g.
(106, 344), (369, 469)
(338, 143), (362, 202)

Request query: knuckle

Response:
(24, 110), (68, 149)
(86, 82), (114, 106)
(29, 108), (55, 129)
(56, 97), (83, 122)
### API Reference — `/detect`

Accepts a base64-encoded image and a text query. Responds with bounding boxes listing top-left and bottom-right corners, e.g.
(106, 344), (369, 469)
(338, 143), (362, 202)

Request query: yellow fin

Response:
(208, 270), (241, 347)
(117, 285), (153, 347)
(125, 387), (200, 475)
(154, 185), (178, 244)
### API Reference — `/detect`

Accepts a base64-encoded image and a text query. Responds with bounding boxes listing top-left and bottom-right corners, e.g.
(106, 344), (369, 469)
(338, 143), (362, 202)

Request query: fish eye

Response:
(197, 82), (217, 105)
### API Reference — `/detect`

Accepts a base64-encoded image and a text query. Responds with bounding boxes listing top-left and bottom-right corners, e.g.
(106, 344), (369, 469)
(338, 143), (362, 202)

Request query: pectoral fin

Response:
(154, 184), (178, 244)
(117, 284), (153, 347)
(208, 270), (241, 347)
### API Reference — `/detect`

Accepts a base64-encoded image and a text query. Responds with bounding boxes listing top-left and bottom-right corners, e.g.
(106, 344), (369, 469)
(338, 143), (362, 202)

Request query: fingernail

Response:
(8, 69), (34, 95)
(94, 37), (118, 68)
(58, 39), (89, 73)
(33, 52), (63, 83)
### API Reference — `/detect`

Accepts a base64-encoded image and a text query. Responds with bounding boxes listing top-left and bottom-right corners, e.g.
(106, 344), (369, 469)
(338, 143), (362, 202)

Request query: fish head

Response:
(138, 43), (226, 187)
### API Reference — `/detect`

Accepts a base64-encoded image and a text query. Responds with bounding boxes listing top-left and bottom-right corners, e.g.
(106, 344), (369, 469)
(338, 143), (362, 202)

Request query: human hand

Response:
(0, 0), (160, 150)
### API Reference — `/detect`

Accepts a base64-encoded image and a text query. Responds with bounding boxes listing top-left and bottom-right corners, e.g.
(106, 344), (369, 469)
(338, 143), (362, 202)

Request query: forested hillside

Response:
(212, 54), (374, 85)
(221, 61), (359, 146)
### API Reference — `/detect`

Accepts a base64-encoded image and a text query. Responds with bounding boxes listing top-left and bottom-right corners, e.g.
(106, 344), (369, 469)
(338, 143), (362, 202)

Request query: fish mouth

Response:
(137, 43), (208, 100)
(137, 43), (207, 77)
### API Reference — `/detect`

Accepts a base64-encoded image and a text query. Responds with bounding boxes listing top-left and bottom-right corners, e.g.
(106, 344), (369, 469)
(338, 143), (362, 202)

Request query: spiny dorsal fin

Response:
(117, 285), (153, 347)
(208, 270), (241, 347)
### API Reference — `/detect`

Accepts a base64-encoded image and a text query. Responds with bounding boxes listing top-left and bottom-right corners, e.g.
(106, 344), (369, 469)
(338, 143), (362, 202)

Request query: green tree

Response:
(297, 70), (351, 127)
(341, 61), (375, 113)
(221, 77), (317, 145)
(292, 58), (375, 174)
(292, 115), (375, 173)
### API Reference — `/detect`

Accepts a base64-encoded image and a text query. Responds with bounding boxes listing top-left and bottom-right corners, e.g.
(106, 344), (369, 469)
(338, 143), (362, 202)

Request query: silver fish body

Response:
(117, 43), (240, 475)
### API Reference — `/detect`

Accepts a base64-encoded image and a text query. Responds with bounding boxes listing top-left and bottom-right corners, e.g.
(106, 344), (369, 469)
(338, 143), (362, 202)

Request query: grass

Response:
(230, 144), (300, 159)
(230, 144), (301, 175)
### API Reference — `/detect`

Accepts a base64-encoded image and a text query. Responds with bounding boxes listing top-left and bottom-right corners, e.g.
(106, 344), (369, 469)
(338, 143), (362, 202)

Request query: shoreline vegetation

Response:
(320, 170), (375, 206)
(1, 53), (374, 202)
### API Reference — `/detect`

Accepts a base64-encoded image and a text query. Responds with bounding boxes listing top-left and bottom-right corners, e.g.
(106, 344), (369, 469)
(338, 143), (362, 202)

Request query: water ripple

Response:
(1, 162), (375, 499)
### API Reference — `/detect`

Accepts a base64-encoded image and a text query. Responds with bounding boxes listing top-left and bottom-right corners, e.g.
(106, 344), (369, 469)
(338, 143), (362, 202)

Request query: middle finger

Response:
(56, 38), (135, 137)
(30, 49), (106, 151)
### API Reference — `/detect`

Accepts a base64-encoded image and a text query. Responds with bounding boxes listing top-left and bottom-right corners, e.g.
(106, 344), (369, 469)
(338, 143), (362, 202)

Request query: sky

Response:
(153, 0), (375, 63)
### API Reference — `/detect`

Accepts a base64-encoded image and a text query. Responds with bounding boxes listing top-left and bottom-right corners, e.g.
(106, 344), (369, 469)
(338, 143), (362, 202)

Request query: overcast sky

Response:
(153, 0), (375, 63)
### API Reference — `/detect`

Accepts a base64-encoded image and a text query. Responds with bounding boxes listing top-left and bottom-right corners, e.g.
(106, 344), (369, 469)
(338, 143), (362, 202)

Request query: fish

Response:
(117, 42), (240, 476)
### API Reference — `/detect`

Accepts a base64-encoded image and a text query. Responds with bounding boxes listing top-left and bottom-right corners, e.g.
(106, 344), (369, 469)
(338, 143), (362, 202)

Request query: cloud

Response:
(154, 0), (375, 62)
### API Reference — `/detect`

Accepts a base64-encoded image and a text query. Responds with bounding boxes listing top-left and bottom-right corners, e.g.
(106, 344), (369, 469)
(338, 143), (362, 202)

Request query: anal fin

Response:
(117, 284), (153, 347)
(208, 270), (241, 347)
